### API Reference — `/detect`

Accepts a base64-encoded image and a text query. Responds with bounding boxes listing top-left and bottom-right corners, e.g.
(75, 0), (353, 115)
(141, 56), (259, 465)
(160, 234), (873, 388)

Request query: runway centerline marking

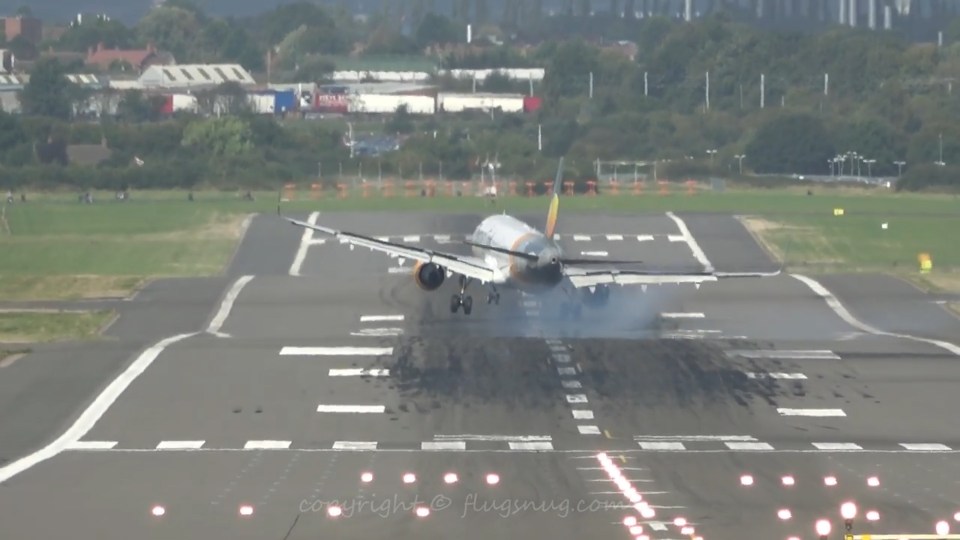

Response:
(777, 408), (846, 417)
(724, 442), (774, 451)
(66, 441), (117, 450)
(639, 442), (686, 450)
(606, 234), (623, 241)
(813, 442), (863, 450)
(726, 349), (840, 360)
(580, 251), (608, 257)
(636, 235), (654, 242)
(900, 443), (951, 451)
(289, 211), (320, 276)
(333, 441), (378, 450)
(317, 405), (386, 413)
(573, 235), (591, 241)
(281, 346), (394, 356)
(350, 328), (403, 337)
(660, 312), (705, 319)
(422, 441), (466, 450)
(578, 425), (601, 435)
(572, 410), (594, 420)
(328, 368), (390, 377)
(157, 440), (205, 449)
(508, 441), (554, 450)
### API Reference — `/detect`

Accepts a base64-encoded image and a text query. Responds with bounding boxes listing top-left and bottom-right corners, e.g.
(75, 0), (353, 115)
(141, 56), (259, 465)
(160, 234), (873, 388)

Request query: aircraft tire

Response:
(463, 295), (473, 315)
(450, 294), (460, 313)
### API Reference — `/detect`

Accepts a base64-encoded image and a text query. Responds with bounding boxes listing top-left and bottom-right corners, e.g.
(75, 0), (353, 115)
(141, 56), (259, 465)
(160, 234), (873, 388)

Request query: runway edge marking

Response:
(205, 275), (255, 337)
(791, 274), (960, 356)
(665, 212), (715, 272)
(0, 330), (199, 484)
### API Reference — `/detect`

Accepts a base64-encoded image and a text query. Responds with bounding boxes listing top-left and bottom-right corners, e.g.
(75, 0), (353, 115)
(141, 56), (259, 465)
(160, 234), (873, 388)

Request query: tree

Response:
(181, 117), (253, 158)
(387, 105), (414, 134)
(136, 5), (205, 63)
(19, 59), (80, 120)
(745, 113), (836, 174)
(117, 90), (165, 122)
(415, 13), (461, 48)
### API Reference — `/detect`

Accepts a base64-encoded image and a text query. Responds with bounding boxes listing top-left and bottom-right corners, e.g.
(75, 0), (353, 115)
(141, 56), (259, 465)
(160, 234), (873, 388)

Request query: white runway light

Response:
(937, 520), (951, 535)
(239, 504), (254, 517)
(485, 473), (500, 485)
(866, 510), (880, 521)
(740, 474), (754, 486)
(151, 505), (165, 517)
(824, 476), (838, 486)
(867, 476), (880, 487)
(402, 473), (416, 484)
(778, 508), (792, 520)
(444, 472), (458, 484)
(782, 475), (795, 486)
(327, 505), (342, 518)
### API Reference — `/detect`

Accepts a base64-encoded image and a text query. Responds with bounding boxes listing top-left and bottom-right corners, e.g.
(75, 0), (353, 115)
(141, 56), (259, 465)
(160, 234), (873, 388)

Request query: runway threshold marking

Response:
(360, 315), (404, 322)
(812, 442), (863, 450)
(777, 408), (846, 417)
(727, 349), (841, 360)
(422, 441), (466, 450)
(900, 443), (951, 451)
(508, 442), (554, 450)
(156, 440), (205, 449)
(724, 442), (774, 451)
(350, 328), (403, 337)
(281, 346), (394, 356)
(578, 425), (601, 435)
(638, 442), (686, 450)
(660, 312), (705, 319)
(244, 440), (292, 449)
(572, 410), (594, 420)
(328, 368), (390, 377)
(333, 441), (378, 450)
(316, 405), (386, 413)
(67, 440), (117, 450)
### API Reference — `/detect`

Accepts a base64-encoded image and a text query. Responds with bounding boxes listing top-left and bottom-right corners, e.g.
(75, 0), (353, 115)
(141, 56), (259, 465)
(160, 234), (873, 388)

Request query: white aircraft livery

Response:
(281, 158), (779, 316)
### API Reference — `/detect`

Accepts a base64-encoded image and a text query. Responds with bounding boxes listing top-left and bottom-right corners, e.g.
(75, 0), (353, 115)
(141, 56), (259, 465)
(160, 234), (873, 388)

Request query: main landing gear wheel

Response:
(450, 294), (474, 315)
(486, 292), (500, 305)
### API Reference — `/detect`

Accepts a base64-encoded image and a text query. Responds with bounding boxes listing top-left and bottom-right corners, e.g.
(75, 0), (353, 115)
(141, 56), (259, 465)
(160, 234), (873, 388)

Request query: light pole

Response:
(936, 132), (945, 166)
(706, 149), (717, 166)
(863, 158), (875, 178)
(734, 154), (746, 175)
(894, 160), (905, 176)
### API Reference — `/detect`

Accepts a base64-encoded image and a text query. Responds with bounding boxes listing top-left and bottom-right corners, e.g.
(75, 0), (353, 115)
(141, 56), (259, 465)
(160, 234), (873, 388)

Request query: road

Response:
(1, 209), (960, 540)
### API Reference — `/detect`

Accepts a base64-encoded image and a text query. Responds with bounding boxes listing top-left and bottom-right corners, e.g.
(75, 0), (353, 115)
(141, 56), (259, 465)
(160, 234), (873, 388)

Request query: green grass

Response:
(0, 311), (115, 343)
(1, 183), (959, 300)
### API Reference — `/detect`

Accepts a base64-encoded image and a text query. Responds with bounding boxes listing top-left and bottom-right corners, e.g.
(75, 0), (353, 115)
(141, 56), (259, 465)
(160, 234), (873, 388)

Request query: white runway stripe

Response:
(812, 442), (863, 450)
(900, 443), (951, 451)
(605, 234), (624, 241)
(580, 251), (608, 257)
(561, 380), (582, 389)
(777, 408), (846, 417)
(434, 235), (451, 242)
(660, 312), (705, 319)
(156, 440), (205, 449)
(421, 441), (466, 450)
(566, 394), (588, 403)
(388, 267), (409, 274)
(434, 434), (551, 441)
(725, 442), (774, 450)
(67, 440), (117, 450)
(633, 435), (757, 441)
(639, 442), (686, 450)
(746, 372), (808, 380)
(636, 235), (654, 242)
(508, 441), (554, 450)
(289, 211), (319, 276)
(350, 328), (403, 336)
(244, 440), (292, 449)
(573, 235), (591, 241)
(328, 368), (390, 377)
(558, 367), (577, 376)
(402, 235), (421, 243)
(727, 349), (840, 360)
(281, 347), (393, 356)
(578, 425), (601, 435)
(333, 441), (378, 450)
(572, 410), (594, 420)
(317, 405), (385, 413)
(667, 235), (685, 242)
(360, 315), (405, 322)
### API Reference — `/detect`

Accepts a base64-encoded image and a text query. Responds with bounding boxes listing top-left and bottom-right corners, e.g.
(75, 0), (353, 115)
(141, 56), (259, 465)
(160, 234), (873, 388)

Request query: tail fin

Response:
(544, 157), (563, 238)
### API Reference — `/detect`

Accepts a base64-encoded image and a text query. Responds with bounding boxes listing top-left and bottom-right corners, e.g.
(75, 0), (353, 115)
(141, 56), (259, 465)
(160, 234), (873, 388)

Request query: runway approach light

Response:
(778, 509), (792, 520)
(866, 510), (880, 521)
(640, 505), (656, 519)
(681, 526), (695, 535)
(485, 473), (500, 485)
(239, 504), (254, 517)
(824, 476), (838, 486)
(782, 475), (795, 486)
(623, 515), (638, 527)
(327, 505), (342, 518)
(841, 502), (857, 520)
(740, 474), (754, 486)
(674, 517), (687, 527)
(415, 506), (430, 518)
(816, 519), (832, 536)
(150, 505), (166, 517)
(954, 511), (960, 521)
(443, 472), (458, 484)
(402, 472), (416, 484)
(867, 476), (880, 487)
(881, 222), (889, 230)
(629, 525), (643, 535)
(360, 472), (373, 483)
(937, 520), (951, 535)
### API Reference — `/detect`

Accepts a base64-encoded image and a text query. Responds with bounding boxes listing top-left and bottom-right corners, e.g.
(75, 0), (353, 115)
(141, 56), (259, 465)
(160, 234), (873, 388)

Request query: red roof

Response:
(86, 42), (157, 70)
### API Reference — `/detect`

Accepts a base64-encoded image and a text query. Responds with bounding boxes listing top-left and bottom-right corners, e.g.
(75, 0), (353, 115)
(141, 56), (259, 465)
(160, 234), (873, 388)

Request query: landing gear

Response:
(486, 284), (500, 305)
(451, 275), (474, 315)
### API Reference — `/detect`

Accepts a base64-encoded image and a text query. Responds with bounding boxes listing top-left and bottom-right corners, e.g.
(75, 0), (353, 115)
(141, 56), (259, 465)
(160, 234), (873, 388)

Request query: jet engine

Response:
(582, 284), (611, 307)
(413, 261), (446, 291)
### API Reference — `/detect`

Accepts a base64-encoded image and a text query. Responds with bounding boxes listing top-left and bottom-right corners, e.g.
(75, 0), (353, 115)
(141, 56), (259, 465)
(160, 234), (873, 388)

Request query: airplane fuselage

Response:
(469, 214), (564, 293)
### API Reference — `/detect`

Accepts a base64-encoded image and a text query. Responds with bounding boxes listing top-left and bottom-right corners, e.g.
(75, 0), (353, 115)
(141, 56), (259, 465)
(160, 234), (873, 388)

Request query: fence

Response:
(280, 179), (702, 200)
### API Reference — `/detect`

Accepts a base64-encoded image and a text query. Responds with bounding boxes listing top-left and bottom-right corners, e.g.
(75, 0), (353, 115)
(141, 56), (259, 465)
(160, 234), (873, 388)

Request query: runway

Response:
(1, 210), (959, 540)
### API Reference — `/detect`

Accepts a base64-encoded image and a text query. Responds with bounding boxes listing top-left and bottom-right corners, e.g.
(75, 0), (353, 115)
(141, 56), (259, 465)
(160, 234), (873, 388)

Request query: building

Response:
(3, 16), (42, 45)
(85, 42), (172, 73)
(135, 63), (256, 90)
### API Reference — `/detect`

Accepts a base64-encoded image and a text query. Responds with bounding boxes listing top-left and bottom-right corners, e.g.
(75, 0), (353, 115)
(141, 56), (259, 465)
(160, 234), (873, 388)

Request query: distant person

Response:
(188, 192), (194, 202)
(20, 193), (25, 202)
(5, 190), (12, 204)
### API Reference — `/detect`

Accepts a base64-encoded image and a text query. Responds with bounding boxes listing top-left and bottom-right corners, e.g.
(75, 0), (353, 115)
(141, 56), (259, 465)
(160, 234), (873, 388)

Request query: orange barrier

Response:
(543, 180), (553, 196)
(563, 181), (575, 195)
(685, 179), (696, 195)
(336, 183), (347, 199)
(658, 180), (669, 195)
(609, 182), (619, 196)
(525, 181), (535, 196)
(383, 180), (394, 197)
(632, 182), (643, 195)
(310, 182), (322, 200)
(508, 181), (518, 195)
(283, 182), (297, 201)
(586, 180), (596, 195)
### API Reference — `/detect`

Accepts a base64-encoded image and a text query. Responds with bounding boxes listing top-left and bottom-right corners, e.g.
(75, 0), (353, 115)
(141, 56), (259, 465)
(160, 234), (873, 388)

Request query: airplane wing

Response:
(563, 266), (781, 288)
(283, 216), (498, 283)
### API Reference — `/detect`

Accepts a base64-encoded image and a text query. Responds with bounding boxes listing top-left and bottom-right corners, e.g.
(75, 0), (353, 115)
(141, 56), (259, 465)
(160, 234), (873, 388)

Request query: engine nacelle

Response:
(413, 262), (446, 291)
(582, 284), (611, 307)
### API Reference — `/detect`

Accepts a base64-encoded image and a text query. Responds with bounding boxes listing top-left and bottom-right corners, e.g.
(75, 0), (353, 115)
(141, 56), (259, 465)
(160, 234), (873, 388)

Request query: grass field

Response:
(1, 184), (958, 303)
(0, 310), (115, 343)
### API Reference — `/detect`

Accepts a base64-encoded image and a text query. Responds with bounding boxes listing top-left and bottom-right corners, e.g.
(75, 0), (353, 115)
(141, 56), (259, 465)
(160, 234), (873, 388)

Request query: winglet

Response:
(545, 157), (563, 238)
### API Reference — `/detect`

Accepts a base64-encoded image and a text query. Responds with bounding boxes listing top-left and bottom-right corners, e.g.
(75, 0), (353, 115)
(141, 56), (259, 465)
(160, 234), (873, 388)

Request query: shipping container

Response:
(523, 96), (542, 113)
(172, 93), (197, 112)
(349, 94), (435, 115)
(245, 93), (275, 114)
(274, 90), (296, 113)
(437, 93), (524, 113)
(159, 95), (174, 115)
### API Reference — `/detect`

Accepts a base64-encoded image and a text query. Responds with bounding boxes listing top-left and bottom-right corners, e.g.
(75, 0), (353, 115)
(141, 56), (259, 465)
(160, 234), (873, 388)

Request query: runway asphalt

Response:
(2, 208), (960, 540)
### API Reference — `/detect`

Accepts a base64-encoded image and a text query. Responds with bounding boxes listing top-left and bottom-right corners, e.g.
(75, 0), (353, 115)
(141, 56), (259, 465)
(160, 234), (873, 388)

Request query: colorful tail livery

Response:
(544, 157), (563, 239)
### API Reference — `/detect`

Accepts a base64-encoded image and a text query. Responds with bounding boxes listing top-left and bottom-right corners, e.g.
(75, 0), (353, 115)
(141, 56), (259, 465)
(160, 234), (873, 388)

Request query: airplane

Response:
(280, 157), (780, 317)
